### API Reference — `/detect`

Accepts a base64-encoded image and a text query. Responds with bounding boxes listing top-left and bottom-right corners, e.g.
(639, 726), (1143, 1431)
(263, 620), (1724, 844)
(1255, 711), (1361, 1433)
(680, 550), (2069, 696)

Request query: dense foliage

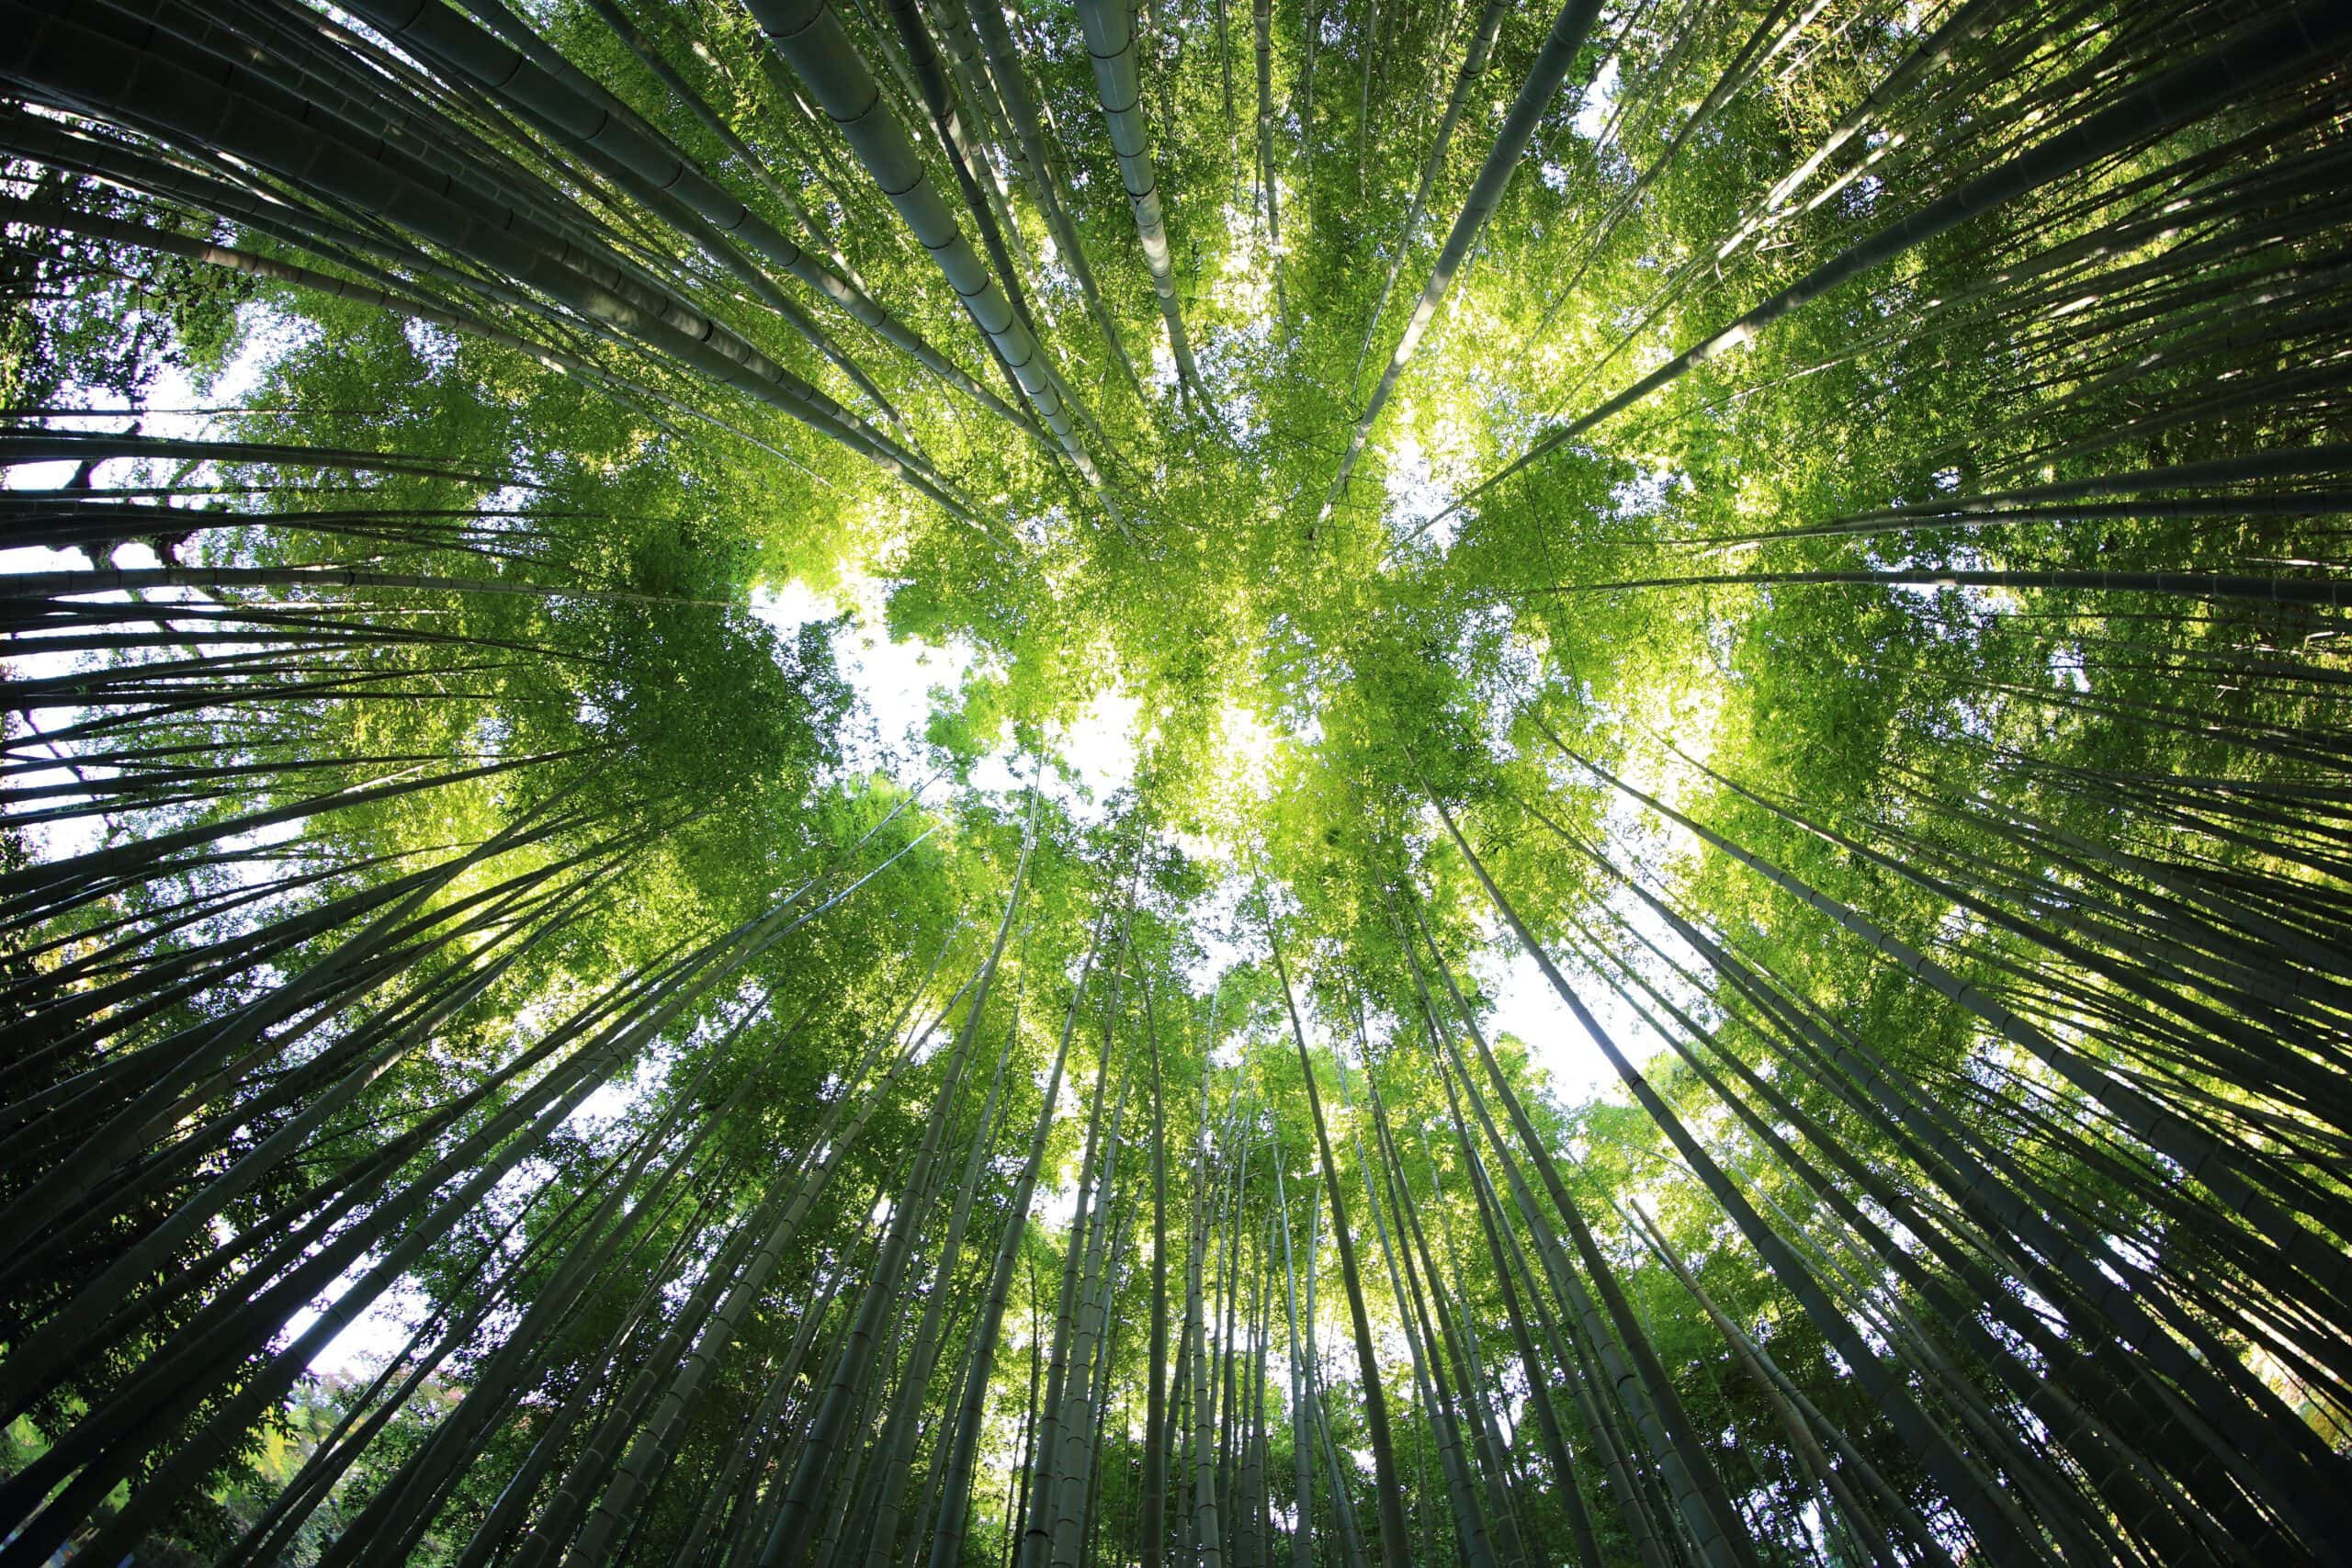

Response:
(2, 0), (2348, 1562)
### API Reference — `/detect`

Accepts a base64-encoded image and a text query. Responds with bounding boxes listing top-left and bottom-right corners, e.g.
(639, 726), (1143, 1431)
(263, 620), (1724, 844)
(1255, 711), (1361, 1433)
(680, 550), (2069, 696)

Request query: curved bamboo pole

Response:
(1075, 0), (1213, 410)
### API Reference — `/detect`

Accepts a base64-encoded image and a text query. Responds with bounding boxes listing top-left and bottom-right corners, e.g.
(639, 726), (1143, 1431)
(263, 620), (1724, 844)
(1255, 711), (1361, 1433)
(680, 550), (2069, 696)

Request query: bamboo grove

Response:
(1, 0), (2348, 1558)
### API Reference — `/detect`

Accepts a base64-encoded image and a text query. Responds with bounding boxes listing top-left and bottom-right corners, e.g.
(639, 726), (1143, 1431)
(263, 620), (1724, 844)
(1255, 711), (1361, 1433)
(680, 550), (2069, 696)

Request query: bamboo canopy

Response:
(2, 0), (2350, 1562)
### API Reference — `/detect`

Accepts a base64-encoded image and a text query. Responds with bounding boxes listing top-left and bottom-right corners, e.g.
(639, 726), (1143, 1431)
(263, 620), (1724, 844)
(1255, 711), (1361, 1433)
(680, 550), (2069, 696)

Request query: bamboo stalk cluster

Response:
(4, 0), (2351, 1560)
